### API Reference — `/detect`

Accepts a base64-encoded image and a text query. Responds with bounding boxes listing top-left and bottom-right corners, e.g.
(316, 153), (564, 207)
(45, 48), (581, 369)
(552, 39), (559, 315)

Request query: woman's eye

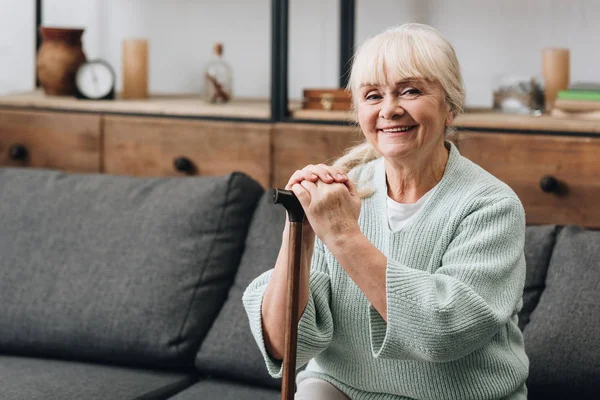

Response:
(365, 93), (381, 100)
(401, 88), (421, 96)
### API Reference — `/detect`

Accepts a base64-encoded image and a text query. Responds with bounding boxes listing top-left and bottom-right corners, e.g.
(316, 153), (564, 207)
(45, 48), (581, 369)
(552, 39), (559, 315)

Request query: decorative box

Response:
(302, 88), (352, 111)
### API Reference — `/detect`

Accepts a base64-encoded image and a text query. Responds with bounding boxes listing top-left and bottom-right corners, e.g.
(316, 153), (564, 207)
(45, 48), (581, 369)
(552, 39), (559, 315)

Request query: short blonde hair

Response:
(333, 23), (465, 197)
(347, 23), (465, 115)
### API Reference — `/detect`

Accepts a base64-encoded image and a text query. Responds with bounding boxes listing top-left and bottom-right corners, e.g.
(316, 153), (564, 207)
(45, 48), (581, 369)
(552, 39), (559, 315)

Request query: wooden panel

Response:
(0, 109), (101, 172)
(273, 123), (364, 189)
(458, 131), (600, 228)
(104, 116), (271, 188)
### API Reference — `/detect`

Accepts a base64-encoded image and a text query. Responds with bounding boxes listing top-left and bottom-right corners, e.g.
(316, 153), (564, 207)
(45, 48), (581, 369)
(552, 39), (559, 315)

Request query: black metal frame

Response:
(33, 0), (356, 123)
(270, 0), (290, 122)
(339, 0), (355, 89)
(35, 0), (42, 87)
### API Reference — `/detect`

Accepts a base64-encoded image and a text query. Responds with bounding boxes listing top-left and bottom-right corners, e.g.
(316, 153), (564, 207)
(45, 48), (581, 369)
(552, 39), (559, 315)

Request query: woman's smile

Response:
(378, 125), (419, 136)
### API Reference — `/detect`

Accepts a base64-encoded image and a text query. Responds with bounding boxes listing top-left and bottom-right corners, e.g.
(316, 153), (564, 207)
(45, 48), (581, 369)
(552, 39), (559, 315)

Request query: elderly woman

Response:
(243, 23), (528, 400)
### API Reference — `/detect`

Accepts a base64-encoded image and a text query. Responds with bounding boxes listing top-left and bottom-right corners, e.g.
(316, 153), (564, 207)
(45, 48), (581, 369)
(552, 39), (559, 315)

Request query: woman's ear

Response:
(445, 111), (455, 126)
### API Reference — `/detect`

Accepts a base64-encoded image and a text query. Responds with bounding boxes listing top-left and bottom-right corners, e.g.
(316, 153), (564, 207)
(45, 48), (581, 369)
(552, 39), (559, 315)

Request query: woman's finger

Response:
(317, 164), (349, 183)
(285, 164), (348, 190)
(299, 179), (318, 199)
(291, 182), (311, 210)
(286, 169), (318, 190)
(305, 164), (335, 184)
(302, 164), (348, 184)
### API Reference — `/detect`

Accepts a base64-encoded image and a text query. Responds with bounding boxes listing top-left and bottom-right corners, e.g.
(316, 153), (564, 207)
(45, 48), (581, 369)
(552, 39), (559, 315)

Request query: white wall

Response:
(3, 0), (600, 106)
(0, 0), (35, 95)
(424, 0), (600, 106)
(289, 0), (339, 101)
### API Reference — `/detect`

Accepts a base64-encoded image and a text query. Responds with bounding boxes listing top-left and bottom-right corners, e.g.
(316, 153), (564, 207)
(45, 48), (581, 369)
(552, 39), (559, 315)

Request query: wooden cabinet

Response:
(0, 109), (101, 172)
(2, 105), (600, 227)
(103, 116), (272, 188)
(273, 123), (363, 188)
(457, 131), (600, 228)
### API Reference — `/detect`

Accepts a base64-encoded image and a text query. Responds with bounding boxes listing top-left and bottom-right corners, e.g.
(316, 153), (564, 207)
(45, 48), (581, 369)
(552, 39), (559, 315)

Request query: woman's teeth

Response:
(381, 126), (414, 133)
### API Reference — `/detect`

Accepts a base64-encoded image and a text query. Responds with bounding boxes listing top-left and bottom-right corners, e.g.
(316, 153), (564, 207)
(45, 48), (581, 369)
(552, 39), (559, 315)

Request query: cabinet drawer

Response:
(0, 109), (101, 172)
(104, 116), (271, 188)
(273, 123), (363, 189)
(458, 131), (600, 228)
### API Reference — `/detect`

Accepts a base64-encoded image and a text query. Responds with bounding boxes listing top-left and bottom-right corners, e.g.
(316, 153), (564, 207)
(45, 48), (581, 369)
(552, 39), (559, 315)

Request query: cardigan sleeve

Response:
(368, 197), (526, 362)
(242, 237), (333, 378)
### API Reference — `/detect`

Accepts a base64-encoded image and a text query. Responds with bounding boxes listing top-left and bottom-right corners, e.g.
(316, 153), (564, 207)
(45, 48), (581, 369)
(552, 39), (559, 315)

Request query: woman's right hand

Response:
(284, 164), (349, 238)
(285, 163), (349, 191)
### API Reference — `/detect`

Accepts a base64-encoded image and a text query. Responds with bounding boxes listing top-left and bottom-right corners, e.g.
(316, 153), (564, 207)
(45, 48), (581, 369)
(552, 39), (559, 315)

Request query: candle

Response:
(122, 39), (148, 99)
(541, 48), (569, 111)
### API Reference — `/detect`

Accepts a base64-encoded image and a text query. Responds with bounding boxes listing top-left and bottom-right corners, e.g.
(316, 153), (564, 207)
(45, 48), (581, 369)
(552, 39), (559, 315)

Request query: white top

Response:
(386, 183), (436, 232)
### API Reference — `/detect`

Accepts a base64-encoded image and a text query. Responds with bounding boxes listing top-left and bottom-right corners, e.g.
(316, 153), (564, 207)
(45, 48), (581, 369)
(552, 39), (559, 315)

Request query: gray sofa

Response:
(0, 167), (598, 400)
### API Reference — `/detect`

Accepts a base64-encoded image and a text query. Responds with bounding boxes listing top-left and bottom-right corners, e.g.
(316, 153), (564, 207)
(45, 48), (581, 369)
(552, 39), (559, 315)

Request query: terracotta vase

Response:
(37, 27), (87, 96)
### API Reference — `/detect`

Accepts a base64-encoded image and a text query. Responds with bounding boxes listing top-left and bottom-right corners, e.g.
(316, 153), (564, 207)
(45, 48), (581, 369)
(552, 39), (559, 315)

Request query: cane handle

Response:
(273, 189), (305, 222)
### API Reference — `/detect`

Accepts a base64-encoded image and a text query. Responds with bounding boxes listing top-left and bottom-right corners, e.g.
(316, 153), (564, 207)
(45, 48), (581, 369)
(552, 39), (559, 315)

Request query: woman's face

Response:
(356, 75), (453, 161)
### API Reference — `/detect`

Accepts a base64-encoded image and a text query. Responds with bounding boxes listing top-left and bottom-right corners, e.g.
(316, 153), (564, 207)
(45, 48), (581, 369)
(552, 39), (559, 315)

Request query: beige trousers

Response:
(295, 378), (350, 400)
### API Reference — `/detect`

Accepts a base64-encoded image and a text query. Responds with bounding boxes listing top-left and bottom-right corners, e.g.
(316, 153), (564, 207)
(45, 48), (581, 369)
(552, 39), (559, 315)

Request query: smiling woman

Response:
(335, 23), (465, 203)
(243, 23), (529, 400)
(356, 77), (452, 201)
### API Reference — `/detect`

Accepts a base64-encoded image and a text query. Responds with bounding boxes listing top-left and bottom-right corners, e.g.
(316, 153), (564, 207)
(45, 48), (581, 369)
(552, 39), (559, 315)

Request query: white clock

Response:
(75, 60), (116, 100)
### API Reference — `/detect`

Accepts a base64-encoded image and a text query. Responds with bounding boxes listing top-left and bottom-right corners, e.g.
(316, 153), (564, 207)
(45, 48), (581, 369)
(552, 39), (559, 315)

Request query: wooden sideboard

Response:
(0, 109), (273, 188)
(103, 115), (272, 187)
(0, 109), (101, 172)
(457, 131), (600, 227)
(1, 92), (600, 228)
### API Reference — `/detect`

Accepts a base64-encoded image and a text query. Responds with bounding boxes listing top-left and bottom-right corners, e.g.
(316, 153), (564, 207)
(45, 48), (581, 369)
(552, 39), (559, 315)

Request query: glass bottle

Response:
(204, 43), (232, 103)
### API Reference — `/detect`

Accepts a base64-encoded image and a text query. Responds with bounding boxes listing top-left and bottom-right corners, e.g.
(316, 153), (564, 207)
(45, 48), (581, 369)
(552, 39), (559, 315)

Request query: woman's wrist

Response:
(322, 225), (363, 253)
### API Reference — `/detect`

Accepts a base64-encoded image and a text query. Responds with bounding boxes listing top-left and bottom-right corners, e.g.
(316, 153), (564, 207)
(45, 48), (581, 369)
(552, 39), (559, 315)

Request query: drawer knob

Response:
(540, 175), (559, 193)
(9, 144), (29, 161)
(173, 156), (195, 174)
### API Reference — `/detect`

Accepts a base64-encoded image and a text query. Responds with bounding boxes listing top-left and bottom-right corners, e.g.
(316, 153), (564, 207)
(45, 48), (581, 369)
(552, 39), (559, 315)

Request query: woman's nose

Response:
(379, 97), (404, 120)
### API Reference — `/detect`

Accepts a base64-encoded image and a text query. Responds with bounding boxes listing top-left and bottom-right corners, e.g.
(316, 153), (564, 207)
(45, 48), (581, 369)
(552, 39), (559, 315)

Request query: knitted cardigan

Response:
(243, 142), (528, 400)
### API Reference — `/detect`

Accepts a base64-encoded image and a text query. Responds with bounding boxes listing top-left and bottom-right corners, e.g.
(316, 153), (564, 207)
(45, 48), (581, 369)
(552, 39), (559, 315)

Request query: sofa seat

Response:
(0, 355), (196, 400)
(169, 379), (278, 400)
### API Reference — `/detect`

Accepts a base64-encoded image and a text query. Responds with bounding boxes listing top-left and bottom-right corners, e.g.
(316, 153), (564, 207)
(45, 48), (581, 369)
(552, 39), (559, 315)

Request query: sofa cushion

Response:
(195, 191), (285, 389)
(518, 225), (559, 330)
(0, 168), (263, 368)
(168, 379), (279, 400)
(0, 355), (195, 400)
(523, 225), (600, 398)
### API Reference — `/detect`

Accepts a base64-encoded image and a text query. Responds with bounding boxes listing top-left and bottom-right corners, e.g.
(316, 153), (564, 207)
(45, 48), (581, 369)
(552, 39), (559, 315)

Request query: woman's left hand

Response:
(291, 177), (362, 247)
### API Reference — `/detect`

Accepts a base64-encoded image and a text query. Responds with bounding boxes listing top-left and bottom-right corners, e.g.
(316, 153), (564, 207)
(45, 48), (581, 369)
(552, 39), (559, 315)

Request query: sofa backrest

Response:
(194, 190), (285, 389)
(523, 225), (600, 399)
(0, 168), (263, 369)
(519, 225), (559, 330)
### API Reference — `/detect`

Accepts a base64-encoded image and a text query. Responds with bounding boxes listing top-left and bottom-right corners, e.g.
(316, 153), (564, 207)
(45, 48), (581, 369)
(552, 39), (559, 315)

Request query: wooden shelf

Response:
(0, 90), (272, 120)
(454, 110), (600, 135)
(2, 91), (600, 135)
(290, 107), (353, 122)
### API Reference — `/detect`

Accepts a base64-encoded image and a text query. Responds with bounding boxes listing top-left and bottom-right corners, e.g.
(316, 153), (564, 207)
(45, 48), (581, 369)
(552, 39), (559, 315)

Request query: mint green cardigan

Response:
(243, 142), (528, 400)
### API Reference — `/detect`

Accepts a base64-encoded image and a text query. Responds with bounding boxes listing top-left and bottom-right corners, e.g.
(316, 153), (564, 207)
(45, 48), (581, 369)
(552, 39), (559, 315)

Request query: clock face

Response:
(75, 60), (115, 99)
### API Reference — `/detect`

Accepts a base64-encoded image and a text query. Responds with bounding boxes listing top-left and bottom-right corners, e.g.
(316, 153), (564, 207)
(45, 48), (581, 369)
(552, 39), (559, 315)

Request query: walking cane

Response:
(273, 188), (305, 400)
